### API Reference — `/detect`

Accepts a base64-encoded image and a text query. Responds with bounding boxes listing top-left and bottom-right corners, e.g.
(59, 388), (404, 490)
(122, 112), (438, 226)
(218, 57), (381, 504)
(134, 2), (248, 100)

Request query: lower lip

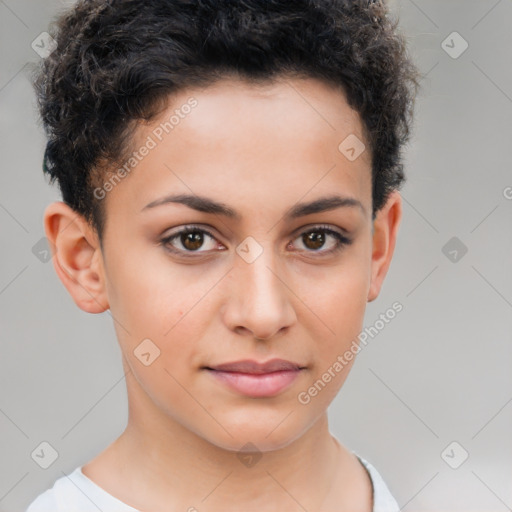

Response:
(206, 369), (302, 397)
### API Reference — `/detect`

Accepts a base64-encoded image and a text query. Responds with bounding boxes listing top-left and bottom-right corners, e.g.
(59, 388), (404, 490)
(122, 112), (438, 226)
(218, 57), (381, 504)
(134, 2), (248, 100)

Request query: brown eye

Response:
(302, 231), (326, 250)
(161, 224), (351, 259)
(291, 226), (352, 255)
(181, 231), (205, 251)
(161, 226), (219, 254)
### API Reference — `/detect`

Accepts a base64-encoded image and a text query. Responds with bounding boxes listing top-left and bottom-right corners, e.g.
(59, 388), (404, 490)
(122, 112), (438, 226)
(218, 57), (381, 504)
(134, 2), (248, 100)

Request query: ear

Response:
(367, 190), (402, 303)
(44, 201), (109, 313)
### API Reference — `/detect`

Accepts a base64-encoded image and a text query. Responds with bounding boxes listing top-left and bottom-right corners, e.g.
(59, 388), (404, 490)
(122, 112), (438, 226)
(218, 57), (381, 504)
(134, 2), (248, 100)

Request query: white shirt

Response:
(26, 454), (399, 512)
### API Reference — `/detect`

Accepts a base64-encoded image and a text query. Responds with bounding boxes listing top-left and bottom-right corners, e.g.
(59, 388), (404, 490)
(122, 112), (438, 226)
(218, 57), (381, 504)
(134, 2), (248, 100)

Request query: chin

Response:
(192, 410), (313, 454)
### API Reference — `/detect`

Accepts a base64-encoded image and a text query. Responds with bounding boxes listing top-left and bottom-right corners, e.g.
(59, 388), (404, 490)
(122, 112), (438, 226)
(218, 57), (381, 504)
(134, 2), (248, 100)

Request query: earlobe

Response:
(367, 191), (402, 302)
(44, 201), (109, 313)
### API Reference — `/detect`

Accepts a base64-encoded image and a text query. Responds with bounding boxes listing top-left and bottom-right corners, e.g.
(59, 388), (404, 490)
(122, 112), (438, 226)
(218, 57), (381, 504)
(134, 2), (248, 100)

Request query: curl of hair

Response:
(33, 0), (422, 238)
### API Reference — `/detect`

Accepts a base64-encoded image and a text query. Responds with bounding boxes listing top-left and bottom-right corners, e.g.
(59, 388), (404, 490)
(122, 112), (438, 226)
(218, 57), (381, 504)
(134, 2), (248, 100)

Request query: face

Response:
(53, 77), (400, 453)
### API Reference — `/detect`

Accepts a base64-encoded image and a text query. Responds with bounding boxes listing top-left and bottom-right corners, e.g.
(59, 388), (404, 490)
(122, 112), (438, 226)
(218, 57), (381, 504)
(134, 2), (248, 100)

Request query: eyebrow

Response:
(141, 193), (366, 220)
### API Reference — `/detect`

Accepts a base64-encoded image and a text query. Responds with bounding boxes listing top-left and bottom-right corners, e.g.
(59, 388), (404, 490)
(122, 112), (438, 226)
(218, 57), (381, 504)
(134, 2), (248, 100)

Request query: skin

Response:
(44, 76), (401, 511)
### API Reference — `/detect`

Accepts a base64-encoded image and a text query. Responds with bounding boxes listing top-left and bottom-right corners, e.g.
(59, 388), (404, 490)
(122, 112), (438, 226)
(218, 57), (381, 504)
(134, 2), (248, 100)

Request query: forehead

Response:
(103, 76), (372, 222)
(163, 76), (366, 145)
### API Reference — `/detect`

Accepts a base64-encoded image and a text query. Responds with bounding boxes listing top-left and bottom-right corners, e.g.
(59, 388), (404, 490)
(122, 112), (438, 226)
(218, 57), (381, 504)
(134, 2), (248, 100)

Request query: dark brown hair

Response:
(33, 0), (422, 240)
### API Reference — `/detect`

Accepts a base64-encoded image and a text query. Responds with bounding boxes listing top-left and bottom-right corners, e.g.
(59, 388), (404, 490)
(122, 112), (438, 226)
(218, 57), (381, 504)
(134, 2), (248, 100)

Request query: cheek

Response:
(295, 273), (368, 411)
(104, 243), (192, 329)
(301, 258), (370, 367)
(326, 276), (367, 332)
(309, 260), (369, 324)
(107, 259), (220, 375)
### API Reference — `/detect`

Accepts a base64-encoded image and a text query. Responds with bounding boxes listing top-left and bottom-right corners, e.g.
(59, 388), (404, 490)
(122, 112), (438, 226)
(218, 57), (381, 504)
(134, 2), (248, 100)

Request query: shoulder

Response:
(25, 467), (89, 512)
(25, 488), (58, 512)
(25, 466), (139, 512)
(25, 468), (77, 512)
(354, 454), (400, 512)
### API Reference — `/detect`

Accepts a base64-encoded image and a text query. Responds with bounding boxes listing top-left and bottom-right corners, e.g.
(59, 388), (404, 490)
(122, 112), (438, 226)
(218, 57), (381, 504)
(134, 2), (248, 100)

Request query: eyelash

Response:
(160, 224), (352, 258)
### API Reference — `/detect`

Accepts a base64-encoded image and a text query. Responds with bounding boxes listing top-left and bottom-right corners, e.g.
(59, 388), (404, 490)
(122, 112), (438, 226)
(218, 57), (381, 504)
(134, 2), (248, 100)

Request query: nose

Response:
(222, 246), (297, 341)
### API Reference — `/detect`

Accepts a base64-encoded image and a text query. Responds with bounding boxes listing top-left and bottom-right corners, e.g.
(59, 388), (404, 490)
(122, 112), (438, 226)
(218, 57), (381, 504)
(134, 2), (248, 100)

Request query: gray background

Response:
(1, 1), (511, 511)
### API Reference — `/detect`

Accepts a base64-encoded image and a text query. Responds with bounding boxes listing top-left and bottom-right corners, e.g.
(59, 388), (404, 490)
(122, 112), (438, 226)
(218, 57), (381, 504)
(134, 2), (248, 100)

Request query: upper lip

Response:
(205, 358), (304, 374)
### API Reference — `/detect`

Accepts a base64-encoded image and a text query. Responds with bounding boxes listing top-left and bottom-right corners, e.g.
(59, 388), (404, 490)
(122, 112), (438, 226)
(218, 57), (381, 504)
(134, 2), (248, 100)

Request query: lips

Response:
(207, 359), (302, 374)
(204, 359), (305, 398)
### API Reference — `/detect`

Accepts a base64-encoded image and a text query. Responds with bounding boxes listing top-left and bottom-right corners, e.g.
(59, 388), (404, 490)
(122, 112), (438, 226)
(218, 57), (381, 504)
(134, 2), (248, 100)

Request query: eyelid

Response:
(290, 222), (350, 238)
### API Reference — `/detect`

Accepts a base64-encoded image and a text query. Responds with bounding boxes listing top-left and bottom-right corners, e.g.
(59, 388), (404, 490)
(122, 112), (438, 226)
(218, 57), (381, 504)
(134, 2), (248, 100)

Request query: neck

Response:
(90, 371), (346, 511)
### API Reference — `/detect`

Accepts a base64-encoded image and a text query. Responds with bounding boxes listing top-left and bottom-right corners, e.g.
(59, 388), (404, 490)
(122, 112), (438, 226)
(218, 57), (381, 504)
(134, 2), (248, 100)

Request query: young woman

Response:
(27, 1), (421, 510)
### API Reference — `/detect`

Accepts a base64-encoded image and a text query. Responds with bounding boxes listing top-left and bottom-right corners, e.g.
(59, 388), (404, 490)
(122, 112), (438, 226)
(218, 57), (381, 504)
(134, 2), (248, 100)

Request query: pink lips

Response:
(205, 359), (305, 398)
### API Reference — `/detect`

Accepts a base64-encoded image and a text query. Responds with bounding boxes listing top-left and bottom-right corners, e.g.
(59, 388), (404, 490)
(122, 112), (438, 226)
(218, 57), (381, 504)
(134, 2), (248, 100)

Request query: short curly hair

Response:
(33, 0), (422, 240)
